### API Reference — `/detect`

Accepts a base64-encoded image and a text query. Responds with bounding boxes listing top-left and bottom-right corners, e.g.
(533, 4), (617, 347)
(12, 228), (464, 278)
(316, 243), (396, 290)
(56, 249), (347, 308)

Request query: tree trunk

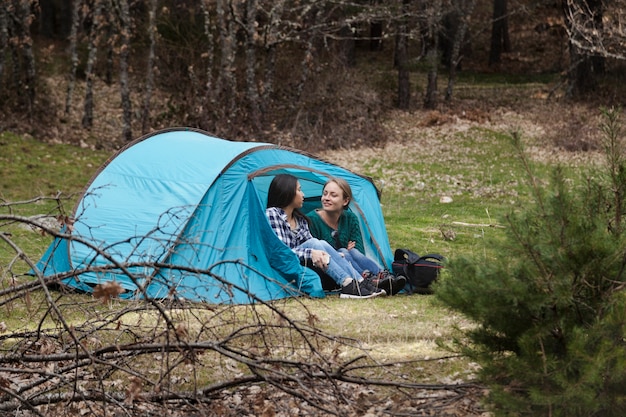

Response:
(294, 6), (321, 105)
(589, 0), (605, 75)
(446, 0), (476, 101)
(0, 4), (7, 84)
(118, 0), (133, 141)
(15, 0), (36, 114)
(200, 0), (216, 129)
(216, 0), (237, 123)
(245, 0), (261, 130)
(370, 21), (382, 51)
(260, 1), (285, 116)
(423, 0), (442, 109)
(141, 0), (158, 134)
(339, 23), (356, 67)
(396, 0), (410, 110)
(489, 0), (510, 66)
(562, 0), (604, 96)
(82, 0), (103, 129)
(65, 0), (82, 116)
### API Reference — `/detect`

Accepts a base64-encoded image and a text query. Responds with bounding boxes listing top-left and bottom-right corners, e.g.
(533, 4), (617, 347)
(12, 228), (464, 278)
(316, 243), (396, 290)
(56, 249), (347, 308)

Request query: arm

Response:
(345, 211), (365, 253)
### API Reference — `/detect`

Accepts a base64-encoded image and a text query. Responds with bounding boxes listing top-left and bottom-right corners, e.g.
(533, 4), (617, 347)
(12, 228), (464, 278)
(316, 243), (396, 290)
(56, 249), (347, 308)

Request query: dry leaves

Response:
(93, 281), (124, 303)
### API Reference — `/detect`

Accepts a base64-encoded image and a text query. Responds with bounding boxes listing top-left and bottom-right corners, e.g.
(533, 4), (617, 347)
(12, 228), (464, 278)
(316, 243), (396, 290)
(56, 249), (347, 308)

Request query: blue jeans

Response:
(338, 248), (381, 275)
(300, 238), (360, 285)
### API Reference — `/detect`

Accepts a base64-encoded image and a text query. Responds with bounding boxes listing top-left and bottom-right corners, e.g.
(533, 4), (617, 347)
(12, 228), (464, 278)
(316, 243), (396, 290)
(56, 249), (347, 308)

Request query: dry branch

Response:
(0, 206), (485, 416)
(451, 221), (505, 228)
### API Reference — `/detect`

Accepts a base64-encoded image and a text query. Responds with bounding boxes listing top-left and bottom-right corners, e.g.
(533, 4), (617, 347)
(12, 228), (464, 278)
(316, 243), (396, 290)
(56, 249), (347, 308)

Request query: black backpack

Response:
(392, 248), (445, 294)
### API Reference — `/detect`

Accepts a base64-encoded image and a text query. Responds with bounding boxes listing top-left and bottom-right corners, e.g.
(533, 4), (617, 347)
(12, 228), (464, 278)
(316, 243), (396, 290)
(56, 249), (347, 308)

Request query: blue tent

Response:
(36, 128), (393, 304)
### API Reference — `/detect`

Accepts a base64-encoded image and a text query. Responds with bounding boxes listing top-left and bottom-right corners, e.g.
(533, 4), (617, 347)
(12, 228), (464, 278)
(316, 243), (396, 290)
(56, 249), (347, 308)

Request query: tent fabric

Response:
(35, 128), (393, 304)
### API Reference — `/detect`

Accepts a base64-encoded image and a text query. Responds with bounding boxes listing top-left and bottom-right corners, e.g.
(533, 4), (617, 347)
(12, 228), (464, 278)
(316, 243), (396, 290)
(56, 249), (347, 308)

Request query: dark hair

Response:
(267, 173), (298, 209)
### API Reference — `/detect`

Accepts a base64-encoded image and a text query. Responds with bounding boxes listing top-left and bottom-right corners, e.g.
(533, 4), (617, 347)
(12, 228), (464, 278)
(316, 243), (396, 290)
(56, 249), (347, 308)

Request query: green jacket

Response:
(307, 209), (364, 253)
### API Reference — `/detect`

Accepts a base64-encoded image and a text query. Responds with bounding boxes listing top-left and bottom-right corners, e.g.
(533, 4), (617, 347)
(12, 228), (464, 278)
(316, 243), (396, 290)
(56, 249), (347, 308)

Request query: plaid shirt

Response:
(265, 207), (313, 261)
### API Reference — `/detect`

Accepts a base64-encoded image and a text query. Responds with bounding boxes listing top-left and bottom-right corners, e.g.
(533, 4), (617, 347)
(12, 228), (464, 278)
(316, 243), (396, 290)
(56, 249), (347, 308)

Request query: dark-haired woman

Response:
(265, 174), (383, 299)
(307, 178), (406, 295)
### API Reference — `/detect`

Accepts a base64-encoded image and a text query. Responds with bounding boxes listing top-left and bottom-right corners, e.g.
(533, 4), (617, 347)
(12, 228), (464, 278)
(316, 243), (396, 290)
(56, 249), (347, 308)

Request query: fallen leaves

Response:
(93, 281), (124, 303)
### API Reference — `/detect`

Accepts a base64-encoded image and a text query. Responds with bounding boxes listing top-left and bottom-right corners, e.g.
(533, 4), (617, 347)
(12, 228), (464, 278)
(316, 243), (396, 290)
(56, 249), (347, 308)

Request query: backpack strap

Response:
(418, 253), (445, 263)
(394, 248), (420, 264)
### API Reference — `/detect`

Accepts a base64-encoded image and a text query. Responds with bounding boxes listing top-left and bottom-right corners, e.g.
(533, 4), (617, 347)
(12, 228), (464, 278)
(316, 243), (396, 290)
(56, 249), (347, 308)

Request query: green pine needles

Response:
(436, 107), (626, 417)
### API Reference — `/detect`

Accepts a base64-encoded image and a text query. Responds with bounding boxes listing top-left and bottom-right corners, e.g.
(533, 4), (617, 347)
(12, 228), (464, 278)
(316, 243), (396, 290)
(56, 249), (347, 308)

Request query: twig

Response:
(451, 221), (505, 228)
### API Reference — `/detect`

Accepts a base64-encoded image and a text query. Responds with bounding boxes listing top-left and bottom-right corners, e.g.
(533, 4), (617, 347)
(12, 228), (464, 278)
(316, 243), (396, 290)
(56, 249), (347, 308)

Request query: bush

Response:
(436, 108), (626, 416)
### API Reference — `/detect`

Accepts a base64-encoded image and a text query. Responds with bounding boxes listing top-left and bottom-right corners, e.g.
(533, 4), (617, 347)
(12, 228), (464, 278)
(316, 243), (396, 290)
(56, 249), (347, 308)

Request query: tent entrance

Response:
(248, 166), (332, 211)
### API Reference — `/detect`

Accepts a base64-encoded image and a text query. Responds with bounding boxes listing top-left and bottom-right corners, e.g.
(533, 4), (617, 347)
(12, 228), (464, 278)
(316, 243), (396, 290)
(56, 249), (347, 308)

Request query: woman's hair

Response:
(267, 173), (299, 209)
(325, 177), (353, 209)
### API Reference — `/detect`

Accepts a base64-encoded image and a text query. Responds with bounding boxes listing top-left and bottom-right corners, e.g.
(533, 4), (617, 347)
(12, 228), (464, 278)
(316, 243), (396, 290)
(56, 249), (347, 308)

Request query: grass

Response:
(0, 131), (109, 204)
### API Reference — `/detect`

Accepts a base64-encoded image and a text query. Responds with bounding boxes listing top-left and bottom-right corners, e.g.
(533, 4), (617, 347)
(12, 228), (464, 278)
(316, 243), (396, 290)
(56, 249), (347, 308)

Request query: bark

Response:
(118, 0), (133, 141)
(200, 0), (216, 128)
(216, 0), (237, 121)
(294, 6), (321, 105)
(64, 0), (82, 116)
(141, 0), (158, 134)
(245, 0), (260, 130)
(423, 0), (442, 110)
(295, 40), (314, 104)
(9, 22), (20, 95)
(589, 0), (605, 74)
(339, 23), (356, 67)
(445, 0), (476, 101)
(396, 0), (410, 110)
(260, 1), (285, 115)
(82, 0), (103, 129)
(9, 0), (37, 113)
(563, 0), (605, 96)
(489, 0), (510, 65)
(0, 4), (7, 83)
(370, 21), (383, 51)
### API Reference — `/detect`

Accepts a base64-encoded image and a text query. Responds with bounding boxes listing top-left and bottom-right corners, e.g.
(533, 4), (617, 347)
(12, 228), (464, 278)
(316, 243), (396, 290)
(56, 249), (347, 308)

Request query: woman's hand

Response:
(346, 240), (356, 250)
(311, 250), (329, 270)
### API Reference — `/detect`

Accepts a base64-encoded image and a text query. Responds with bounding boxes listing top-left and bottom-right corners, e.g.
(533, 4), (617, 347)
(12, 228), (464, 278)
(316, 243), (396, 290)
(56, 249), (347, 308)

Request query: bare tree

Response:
(562, 0), (618, 96)
(64, 0), (83, 117)
(200, 0), (217, 130)
(216, 0), (238, 126)
(488, 0), (510, 66)
(396, 0), (411, 110)
(259, 1), (285, 117)
(244, 0), (261, 130)
(117, 0), (133, 141)
(81, 0), (104, 129)
(6, 0), (37, 114)
(445, 0), (476, 101)
(423, 0), (442, 110)
(141, 0), (159, 134)
(0, 3), (7, 84)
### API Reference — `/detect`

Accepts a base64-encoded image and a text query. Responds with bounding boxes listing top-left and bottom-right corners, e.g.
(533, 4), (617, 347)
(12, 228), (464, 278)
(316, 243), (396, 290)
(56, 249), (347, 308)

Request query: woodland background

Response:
(1, 0), (625, 151)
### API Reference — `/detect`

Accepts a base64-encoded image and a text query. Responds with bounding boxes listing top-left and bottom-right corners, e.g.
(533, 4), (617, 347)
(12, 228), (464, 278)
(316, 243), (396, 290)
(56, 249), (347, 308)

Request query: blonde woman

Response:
(307, 178), (406, 295)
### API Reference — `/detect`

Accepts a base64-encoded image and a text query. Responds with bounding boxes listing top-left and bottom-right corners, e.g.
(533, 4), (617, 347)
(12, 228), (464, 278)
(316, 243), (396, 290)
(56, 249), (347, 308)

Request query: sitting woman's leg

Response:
(300, 238), (360, 286)
(338, 248), (381, 275)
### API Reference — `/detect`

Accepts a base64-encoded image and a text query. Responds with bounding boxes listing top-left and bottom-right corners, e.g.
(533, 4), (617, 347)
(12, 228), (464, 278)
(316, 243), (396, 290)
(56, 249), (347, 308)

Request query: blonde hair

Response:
(325, 177), (353, 209)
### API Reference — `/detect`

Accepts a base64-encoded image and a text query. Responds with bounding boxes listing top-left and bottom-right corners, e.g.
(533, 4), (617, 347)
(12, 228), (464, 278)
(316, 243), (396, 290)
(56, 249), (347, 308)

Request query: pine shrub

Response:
(436, 108), (626, 416)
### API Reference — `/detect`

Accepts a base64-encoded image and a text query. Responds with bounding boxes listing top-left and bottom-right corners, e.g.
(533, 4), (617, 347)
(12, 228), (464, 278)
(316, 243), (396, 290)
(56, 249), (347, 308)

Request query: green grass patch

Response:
(0, 131), (109, 207)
